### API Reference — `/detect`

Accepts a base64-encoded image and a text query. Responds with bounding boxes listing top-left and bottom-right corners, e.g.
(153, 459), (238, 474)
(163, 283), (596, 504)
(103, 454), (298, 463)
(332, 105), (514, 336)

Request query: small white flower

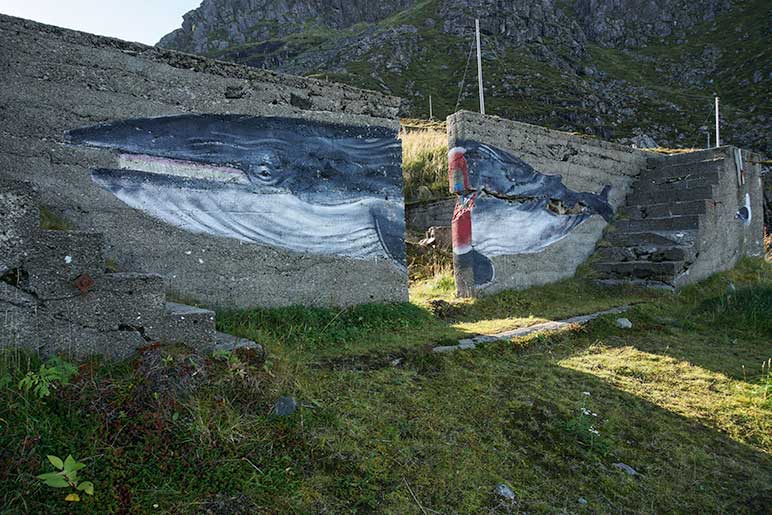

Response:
(588, 427), (600, 436)
(582, 391), (591, 396)
(64, 255), (73, 264)
(592, 412), (598, 417)
(581, 408), (591, 415)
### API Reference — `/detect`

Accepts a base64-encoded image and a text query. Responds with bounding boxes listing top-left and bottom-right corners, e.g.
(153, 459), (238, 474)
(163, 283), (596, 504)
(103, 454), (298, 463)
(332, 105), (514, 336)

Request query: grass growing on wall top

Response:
(1, 259), (770, 512)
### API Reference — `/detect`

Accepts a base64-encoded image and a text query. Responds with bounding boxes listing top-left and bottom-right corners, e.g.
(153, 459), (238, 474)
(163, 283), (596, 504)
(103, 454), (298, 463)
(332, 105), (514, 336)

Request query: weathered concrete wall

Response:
(669, 147), (765, 285)
(447, 110), (649, 296)
(405, 198), (455, 234)
(0, 14), (408, 309)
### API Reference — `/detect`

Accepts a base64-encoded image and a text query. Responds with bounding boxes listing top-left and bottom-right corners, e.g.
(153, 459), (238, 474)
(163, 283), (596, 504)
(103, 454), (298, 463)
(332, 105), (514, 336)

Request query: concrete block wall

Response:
(405, 198), (456, 235)
(0, 14), (408, 309)
(446, 111), (649, 296)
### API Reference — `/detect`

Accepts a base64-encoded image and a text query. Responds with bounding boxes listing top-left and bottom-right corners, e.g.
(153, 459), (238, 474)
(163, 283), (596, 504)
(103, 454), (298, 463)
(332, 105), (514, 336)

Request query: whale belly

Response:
(92, 169), (402, 263)
(471, 195), (589, 257)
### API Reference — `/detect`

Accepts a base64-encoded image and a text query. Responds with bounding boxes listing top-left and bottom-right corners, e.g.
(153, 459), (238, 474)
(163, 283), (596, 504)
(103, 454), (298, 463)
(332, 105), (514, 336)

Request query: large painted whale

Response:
(66, 115), (406, 269)
(455, 141), (614, 286)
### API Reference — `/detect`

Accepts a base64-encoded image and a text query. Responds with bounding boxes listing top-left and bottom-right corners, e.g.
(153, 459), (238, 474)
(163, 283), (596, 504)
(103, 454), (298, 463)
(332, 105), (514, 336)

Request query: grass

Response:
(400, 127), (449, 202)
(1, 259), (770, 512)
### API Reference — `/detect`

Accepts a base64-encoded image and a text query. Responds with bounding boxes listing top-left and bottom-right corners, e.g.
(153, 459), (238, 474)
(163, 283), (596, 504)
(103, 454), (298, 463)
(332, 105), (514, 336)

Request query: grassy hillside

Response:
(2, 259), (770, 512)
(204, 0), (769, 153)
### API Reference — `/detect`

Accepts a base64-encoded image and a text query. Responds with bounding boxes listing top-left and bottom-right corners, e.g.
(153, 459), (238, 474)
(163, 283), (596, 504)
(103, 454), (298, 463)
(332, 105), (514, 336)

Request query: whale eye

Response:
(251, 166), (273, 181)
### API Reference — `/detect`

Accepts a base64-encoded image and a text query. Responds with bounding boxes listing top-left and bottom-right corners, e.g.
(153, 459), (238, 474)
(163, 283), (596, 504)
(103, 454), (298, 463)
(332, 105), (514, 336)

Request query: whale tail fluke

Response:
(472, 250), (494, 287)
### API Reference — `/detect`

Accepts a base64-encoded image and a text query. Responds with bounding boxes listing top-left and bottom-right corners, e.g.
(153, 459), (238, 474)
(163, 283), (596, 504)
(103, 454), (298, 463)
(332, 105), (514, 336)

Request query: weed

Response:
(18, 356), (77, 399)
(37, 454), (94, 502)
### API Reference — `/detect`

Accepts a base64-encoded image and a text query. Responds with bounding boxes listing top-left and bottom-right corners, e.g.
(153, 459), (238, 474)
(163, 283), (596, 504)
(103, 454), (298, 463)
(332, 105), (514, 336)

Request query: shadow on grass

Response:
(293, 325), (772, 513)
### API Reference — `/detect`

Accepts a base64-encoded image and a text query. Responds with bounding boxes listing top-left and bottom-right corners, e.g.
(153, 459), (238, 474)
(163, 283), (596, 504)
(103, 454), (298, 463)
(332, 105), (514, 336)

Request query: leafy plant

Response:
(18, 357), (78, 399)
(37, 454), (94, 502)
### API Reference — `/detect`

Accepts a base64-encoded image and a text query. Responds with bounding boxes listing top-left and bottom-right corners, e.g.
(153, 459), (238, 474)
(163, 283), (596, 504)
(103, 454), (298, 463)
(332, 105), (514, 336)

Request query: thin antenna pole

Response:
(714, 96), (720, 147)
(475, 19), (485, 115)
(429, 95), (433, 120)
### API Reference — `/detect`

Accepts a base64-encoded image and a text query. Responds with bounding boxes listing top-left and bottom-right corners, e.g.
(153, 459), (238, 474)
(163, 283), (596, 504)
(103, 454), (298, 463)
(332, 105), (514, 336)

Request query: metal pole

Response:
(714, 96), (720, 147)
(475, 19), (485, 115)
(429, 95), (433, 120)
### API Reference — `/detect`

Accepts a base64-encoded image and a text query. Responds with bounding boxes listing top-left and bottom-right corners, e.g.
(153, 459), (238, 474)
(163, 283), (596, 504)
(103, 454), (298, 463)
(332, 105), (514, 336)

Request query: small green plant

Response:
(37, 455), (94, 502)
(213, 349), (248, 378)
(18, 357), (78, 399)
(565, 391), (611, 455)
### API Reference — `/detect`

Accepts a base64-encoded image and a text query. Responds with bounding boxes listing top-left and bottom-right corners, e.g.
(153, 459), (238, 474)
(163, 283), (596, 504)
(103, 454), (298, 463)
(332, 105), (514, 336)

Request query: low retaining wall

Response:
(447, 111), (649, 296)
(0, 14), (408, 309)
(405, 198), (455, 234)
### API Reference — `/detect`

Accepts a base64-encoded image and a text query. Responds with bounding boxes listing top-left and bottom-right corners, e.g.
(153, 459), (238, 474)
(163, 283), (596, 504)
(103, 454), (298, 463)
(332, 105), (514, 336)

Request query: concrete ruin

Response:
(0, 14), (408, 310)
(1, 177), (263, 359)
(445, 111), (765, 296)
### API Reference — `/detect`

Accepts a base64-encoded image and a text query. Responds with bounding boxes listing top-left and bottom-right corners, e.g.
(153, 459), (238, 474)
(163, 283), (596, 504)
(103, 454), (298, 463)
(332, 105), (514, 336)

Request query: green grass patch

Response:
(1, 259), (770, 512)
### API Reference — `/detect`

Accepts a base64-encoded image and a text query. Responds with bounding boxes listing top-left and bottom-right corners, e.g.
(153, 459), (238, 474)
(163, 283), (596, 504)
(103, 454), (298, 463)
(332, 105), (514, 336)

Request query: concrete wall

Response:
(405, 198), (455, 235)
(0, 14), (408, 309)
(447, 111), (649, 296)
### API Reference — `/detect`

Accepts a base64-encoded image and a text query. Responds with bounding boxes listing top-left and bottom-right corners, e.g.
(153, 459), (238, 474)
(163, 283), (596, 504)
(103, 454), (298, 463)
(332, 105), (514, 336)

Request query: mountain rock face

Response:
(159, 0), (769, 154)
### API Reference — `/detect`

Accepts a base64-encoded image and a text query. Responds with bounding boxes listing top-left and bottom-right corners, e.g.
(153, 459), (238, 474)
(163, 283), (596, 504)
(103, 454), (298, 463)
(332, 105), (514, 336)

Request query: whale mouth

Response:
(116, 153), (251, 185)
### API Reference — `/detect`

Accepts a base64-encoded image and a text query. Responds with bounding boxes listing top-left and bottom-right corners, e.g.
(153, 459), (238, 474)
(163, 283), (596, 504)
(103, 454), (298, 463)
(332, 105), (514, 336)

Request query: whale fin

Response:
(372, 207), (407, 269)
(472, 250), (494, 287)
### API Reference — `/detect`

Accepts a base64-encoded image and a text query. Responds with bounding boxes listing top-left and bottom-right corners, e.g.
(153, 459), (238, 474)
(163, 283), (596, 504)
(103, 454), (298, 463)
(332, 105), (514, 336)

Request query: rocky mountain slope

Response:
(159, 0), (769, 154)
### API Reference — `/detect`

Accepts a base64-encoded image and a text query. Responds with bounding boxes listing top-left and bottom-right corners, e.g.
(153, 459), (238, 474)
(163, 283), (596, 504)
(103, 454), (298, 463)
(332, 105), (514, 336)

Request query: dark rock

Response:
(271, 396), (298, 417)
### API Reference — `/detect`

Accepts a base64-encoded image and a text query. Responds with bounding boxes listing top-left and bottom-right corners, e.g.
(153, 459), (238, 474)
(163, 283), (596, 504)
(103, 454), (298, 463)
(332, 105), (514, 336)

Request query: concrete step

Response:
(615, 215), (700, 233)
(606, 229), (698, 248)
(645, 147), (726, 168)
(595, 245), (695, 264)
(634, 171), (719, 195)
(640, 159), (724, 182)
(628, 200), (710, 219)
(628, 184), (715, 205)
(43, 272), (166, 333)
(24, 231), (106, 298)
(150, 302), (217, 350)
(594, 278), (676, 291)
(592, 260), (686, 283)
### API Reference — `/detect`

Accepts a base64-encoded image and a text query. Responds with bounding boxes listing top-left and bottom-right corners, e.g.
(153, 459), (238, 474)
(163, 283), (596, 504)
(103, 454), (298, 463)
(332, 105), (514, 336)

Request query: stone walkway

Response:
(432, 306), (631, 354)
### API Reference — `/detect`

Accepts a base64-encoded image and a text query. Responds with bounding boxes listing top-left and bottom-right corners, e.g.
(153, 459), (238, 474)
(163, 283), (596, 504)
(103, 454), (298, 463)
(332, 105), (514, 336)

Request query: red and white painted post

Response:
(448, 147), (476, 297)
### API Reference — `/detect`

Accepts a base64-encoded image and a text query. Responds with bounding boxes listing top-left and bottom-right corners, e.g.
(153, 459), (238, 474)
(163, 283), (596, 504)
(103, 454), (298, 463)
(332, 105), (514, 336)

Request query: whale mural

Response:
(449, 142), (614, 290)
(66, 115), (406, 269)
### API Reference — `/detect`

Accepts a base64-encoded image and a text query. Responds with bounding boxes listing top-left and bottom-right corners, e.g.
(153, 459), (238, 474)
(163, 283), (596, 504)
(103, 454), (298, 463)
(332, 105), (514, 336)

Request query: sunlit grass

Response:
(400, 128), (448, 202)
